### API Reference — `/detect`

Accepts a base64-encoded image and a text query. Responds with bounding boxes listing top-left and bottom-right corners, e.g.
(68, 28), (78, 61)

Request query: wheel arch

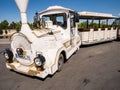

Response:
(50, 47), (67, 74)
(61, 50), (67, 63)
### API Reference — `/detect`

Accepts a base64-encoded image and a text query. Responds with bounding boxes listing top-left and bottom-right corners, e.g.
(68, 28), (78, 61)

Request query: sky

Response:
(0, 0), (120, 23)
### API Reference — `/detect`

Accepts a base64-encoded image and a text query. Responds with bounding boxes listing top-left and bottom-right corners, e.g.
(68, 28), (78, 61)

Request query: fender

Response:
(45, 46), (66, 75)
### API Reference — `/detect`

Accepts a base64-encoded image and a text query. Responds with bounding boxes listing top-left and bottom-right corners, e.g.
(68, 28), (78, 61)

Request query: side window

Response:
(56, 16), (64, 25)
(55, 14), (67, 29)
(55, 15), (65, 28)
(43, 16), (50, 21)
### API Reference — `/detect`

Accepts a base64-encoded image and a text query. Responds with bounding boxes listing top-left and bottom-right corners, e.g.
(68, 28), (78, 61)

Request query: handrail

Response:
(78, 27), (116, 32)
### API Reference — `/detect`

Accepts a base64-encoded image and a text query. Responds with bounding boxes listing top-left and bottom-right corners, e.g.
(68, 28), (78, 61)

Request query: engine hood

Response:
(32, 29), (60, 38)
(31, 33), (57, 52)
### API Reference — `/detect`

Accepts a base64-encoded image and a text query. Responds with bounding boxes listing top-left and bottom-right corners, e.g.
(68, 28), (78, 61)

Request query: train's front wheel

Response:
(57, 53), (64, 72)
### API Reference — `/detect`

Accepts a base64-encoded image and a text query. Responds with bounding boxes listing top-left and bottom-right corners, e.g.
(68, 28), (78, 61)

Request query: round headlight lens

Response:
(34, 58), (42, 66)
(16, 48), (23, 55)
(34, 54), (45, 67)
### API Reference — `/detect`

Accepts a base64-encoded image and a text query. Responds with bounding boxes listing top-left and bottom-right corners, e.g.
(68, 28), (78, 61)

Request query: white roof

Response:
(40, 6), (74, 14)
(78, 11), (118, 19)
(46, 6), (71, 11)
(39, 6), (118, 19)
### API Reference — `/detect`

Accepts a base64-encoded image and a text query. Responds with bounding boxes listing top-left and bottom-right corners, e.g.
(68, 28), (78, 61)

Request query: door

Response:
(70, 14), (76, 46)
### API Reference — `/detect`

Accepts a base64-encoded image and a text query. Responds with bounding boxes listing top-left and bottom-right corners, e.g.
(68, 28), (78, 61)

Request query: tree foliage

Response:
(0, 20), (36, 32)
(78, 21), (87, 29)
(0, 29), (3, 35)
(0, 20), (9, 30)
(9, 21), (16, 29)
(15, 21), (21, 32)
(78, 21), (113, 29)
(112, 18), (120, 28)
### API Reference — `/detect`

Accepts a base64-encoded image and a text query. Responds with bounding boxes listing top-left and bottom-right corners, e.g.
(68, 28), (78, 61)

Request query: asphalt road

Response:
(0, 41), (120, 90)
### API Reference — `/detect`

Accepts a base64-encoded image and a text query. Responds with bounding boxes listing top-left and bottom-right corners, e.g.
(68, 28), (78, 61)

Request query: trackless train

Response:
(3, 0), (119, 78)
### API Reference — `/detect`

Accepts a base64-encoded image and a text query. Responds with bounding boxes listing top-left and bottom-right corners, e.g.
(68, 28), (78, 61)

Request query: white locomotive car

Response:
(4, 0), (81, 78)
(4, 0), (118, 78)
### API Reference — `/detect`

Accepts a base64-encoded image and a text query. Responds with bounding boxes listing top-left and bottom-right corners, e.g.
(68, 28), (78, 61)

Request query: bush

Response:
(78, 22), (87, 29)
(0, 36), (3, 39)
(0, 29), (3, 35)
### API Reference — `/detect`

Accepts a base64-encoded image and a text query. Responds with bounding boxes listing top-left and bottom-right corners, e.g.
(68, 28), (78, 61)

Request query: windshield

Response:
(41, 13), (67, 29)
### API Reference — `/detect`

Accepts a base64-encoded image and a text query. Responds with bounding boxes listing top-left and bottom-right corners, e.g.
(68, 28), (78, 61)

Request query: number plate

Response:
(15, 54), (30, 60)
(15, 54), (19, 58)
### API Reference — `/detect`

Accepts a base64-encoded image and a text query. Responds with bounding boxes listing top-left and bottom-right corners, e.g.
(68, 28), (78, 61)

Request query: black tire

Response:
(4, 49), (13, 63)
(57, 53), (64, 72)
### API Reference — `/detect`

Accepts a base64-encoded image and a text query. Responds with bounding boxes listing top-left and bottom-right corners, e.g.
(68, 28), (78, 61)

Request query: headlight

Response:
(16, 48), (23, 55)
(4, 49), (13, 63)
(34, 54), (45, 67)
(34, 57), (42, 66)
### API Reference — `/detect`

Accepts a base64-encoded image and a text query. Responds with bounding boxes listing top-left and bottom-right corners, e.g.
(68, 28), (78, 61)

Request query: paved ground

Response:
(0, 40), (120, 90)
(0, 39), (10, 44)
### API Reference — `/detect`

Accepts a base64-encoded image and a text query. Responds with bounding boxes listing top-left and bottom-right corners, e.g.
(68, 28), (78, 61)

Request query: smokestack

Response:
(14, 0), (29, 24)
(14, 0), (36, 42)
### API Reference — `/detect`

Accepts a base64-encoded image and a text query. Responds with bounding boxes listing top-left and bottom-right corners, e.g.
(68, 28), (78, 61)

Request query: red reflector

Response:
(5, 60), (9, 63)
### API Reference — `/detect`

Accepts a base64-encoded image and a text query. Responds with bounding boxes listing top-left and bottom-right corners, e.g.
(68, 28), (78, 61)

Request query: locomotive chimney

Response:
(14, 0), (28, 24)
(14, 0), (36, 42)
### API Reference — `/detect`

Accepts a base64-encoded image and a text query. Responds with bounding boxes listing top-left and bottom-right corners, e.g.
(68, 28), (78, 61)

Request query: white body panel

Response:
(80, 28), (117, 45)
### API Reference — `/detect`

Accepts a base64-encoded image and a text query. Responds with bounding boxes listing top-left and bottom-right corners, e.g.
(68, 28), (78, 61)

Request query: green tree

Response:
(15, 21), (21, 32)
(9, 21), (16, 29)
(0, 28), (3, 35)
(0, 20), (9, 30)
(78, 21), (87, 29)
(28, 23), (34, 30)
(89, 22), (98, 28)
(112, 18), (120, 28)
